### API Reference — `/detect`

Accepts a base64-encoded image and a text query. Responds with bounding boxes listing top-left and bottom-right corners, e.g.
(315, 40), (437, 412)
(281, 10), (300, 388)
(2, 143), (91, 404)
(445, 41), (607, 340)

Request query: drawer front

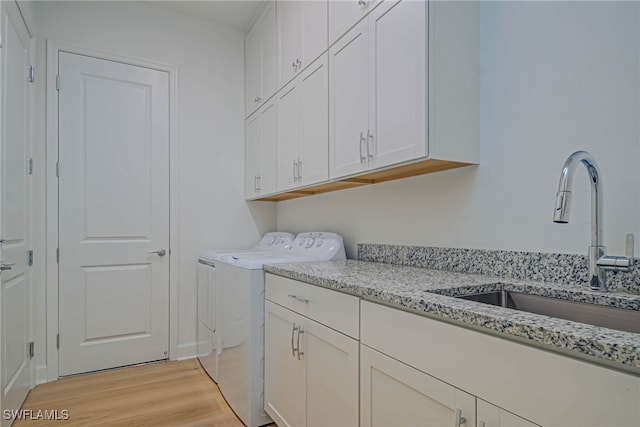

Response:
(266, 273), (359, 339)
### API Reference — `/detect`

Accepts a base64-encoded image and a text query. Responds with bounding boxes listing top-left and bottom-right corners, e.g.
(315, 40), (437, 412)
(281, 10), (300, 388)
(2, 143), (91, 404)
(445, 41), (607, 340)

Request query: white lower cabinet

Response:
(265, 277), (640, 426)
(361, 345), (475, 427)
(264, 301), (306, 427)
(264, 275), (359, 427)
(477, 400), (539, 427)
(361, 300), (640, 427)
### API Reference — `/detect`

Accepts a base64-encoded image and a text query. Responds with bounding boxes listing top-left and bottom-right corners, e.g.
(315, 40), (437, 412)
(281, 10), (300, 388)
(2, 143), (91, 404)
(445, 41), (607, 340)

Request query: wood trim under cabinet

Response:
(252, 158), (474, 202)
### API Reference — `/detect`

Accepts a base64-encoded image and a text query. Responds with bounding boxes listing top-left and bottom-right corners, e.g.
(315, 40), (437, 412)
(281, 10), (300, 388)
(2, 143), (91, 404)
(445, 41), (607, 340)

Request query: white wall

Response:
(31, 1), (276, 378)
(277, 1), (640, 260)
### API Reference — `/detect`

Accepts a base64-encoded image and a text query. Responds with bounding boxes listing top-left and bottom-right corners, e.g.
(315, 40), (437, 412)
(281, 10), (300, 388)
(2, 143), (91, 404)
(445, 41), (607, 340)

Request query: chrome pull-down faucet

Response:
(553, 151), (634, 291)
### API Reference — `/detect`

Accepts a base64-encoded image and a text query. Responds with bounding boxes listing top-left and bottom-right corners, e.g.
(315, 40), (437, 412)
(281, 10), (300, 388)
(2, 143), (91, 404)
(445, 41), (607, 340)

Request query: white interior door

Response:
(58, 52), (170, 376)
(1, 1), (32, 423)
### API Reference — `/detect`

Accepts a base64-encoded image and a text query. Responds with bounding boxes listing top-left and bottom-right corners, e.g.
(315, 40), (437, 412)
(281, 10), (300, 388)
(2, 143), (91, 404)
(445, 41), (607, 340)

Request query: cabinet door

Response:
(276, 80), (300, 191)
(258, 100), (278, 195)
(305, 318), (359, 427)
(301, 0), (328, 69)
(261, 1), (277, 103)
(369, 0), (427, 170)
(328, 0), (379, 46)
(245, 112), (261, 198)
(245, 24), (261, 117)
(265, 301), (306, 427)
(299, 54), (329, 187)
(278, 0), (302, 87)
(477, 400), (540, 427)
(329, 19), (369, 179)
(361, 345), (476, 427)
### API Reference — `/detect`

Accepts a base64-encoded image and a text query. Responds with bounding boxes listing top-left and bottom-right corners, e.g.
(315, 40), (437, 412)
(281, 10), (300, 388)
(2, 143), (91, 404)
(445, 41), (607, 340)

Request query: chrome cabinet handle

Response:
(454, 409), (467, 427)
(147, 249), (167, 257)
(257, 175), (262, 191)
(298, 159), (302, 181)
(297, 326), (304, 360)
(256, 96), (262, 103)
(291, 323), (297, 357)
(296, 58), (302, 68)
(0, 262), (15, 272)
(293, 160), (298, 183)
(288, 294), (309, 304)
(292, 61), (297, 71)
(367, 129), (374, 160)
(359, 131), (366, 163)
(358, 0), (366, 5)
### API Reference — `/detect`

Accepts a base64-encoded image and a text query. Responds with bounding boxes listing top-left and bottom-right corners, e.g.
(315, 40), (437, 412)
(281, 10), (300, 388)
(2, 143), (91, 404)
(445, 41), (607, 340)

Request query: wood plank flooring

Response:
(13, 359), (244, 426)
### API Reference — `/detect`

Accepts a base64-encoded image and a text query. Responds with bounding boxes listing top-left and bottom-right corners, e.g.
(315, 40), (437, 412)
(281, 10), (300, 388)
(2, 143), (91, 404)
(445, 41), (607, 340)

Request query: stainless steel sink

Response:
(456, 290), (640, 333)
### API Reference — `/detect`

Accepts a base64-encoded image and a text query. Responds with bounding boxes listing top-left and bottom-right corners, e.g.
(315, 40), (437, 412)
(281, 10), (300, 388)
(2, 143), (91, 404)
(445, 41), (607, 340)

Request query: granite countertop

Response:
(264, 260), (640, 374)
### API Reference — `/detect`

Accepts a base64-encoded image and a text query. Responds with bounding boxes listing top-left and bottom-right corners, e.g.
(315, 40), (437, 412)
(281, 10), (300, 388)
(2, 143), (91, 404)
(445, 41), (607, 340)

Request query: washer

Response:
(215, 232), (346, 427)
(197, 232), (294, 383)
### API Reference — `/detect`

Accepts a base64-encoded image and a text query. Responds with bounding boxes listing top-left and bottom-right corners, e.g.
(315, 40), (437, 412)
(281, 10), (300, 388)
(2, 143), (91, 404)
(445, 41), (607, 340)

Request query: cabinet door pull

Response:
(291, 323), (297, 357)
(359, 132), (366, 163)
(258, 175), (262, 191)
(358, 0), (366, 5)
(298, 159), (303, 181)
(367, 129), (375, 160)
(288, 294), (309, 304)
(454, 409), (467, 427)
(293, 160), (298, 183)
(297, 326), (304, 360)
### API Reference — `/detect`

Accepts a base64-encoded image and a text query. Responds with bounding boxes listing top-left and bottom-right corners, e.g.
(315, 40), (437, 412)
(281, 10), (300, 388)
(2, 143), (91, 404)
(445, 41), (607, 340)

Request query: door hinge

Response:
(27, 157), (33, 175)
(29, 341), (34, 358)
(56, 74), (61, 91)
(27, 250), (33, 267)
(56, 248), (59, 263)
(56, 334), (60, 349)
(28, 65), (35, 83)
(56, 161), (60, 178)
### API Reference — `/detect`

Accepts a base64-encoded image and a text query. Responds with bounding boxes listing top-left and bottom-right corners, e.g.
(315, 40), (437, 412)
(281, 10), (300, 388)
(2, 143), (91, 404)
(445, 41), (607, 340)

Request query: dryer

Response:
(197, 232), (294, 383)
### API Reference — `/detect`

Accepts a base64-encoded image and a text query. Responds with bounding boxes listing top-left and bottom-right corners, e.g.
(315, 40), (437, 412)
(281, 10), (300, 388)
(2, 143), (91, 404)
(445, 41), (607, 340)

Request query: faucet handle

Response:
(626, 234), (634, 259)
(597, 233), (635, 272)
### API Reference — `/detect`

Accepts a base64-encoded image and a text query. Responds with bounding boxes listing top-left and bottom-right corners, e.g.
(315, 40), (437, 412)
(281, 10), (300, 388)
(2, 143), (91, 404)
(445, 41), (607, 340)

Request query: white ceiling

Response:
(144, 0), (263, 31)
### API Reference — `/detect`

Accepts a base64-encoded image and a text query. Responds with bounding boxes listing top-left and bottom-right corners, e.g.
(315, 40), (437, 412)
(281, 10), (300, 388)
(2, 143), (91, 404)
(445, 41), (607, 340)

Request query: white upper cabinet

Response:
(328, 18), (369, 178)
(245, 99), (278, 199)
(329, 0), (478, 180)
(245, 1), (277, 118)
(328, 0), (379, 46)
(368, 0), (427, 169)
(278, 0), (328, 87)
(277, 53), (329, 191)
(330, 0), (426, 179)
(248, 0), (479, 200)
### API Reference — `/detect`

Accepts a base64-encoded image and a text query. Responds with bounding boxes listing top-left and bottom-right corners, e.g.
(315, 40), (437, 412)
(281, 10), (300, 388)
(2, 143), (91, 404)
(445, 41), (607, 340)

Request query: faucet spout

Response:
(553, 151), (606, 291)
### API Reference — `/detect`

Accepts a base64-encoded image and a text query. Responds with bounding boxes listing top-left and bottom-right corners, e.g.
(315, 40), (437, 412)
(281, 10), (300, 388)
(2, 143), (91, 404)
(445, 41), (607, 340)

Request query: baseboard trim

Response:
(176, 342), (197, 361)
(36, 365), (49, 385)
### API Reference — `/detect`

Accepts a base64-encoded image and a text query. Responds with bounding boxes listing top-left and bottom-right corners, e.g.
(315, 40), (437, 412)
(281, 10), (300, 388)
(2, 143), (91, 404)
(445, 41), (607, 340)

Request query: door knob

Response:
(147, 249), (167, 257)
(0, 262), (15, 271)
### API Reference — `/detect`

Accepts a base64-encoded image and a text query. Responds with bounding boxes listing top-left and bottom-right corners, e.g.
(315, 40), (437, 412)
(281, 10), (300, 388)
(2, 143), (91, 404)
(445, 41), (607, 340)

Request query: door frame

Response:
(45, 41), (179, 382)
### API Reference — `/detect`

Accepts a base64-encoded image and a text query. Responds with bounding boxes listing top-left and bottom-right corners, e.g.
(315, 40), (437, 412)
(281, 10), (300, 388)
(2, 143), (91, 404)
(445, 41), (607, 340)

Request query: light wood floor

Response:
(14, 359), (244, 426)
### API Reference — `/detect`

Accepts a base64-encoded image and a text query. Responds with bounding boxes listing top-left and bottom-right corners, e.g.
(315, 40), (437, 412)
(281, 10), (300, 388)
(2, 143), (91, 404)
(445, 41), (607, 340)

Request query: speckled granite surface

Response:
(264, 260), (640, 372)
(358, 243), (640, 293)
